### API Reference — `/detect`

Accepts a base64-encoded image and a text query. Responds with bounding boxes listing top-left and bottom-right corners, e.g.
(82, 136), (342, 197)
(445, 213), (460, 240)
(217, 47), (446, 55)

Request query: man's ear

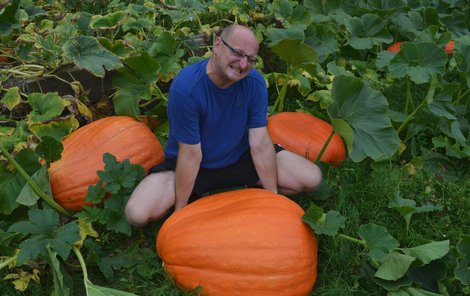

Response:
(212, 37), (222, 54)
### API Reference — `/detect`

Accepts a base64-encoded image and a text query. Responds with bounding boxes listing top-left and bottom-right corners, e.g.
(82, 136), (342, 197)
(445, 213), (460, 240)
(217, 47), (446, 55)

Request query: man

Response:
(125, 25), (322, 227)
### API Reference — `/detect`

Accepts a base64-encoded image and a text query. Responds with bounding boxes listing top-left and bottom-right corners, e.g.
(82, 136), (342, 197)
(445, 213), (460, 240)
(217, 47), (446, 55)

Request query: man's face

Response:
(212, 29), (259, 85)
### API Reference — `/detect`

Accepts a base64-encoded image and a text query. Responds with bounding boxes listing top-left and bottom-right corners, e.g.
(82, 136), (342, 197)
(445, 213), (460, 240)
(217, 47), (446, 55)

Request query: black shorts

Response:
(148, 144), (284, 201)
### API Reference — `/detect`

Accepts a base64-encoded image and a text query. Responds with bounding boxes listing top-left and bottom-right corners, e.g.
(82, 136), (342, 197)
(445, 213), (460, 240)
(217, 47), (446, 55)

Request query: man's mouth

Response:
(230, 64), (243, 74)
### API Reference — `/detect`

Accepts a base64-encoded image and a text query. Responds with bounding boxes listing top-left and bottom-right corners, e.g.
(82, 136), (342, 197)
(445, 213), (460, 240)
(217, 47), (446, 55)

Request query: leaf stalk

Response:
(0, 145), (71, 217)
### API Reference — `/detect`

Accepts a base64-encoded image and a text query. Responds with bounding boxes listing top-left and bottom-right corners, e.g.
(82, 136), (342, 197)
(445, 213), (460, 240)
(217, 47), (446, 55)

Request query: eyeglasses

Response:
(220, 38), (258, 65)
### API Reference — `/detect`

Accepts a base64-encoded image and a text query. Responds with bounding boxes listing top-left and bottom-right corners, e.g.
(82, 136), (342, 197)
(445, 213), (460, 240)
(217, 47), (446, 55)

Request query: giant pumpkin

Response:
(156, 188), (318, 296)
(49, 116), (164, 211)
(267, 112), (346, 166)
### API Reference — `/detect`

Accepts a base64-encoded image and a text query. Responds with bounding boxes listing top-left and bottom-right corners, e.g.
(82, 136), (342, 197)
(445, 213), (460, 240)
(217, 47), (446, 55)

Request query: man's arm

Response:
(174, 142), (202, 211)
(249, 127), (278, 193)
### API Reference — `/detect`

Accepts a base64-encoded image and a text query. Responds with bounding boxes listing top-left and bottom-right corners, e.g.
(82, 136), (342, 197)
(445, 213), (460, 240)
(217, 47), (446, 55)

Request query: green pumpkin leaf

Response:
(328, 75), (400, 162)
(35, 136), (64, 164)
(0, 163), (23, 215)
(148, 31), (184, 82)
(400, 240), (450, 265)
(346, 14), (393, 50)
(27, 93), (70, 124)
(302, 204), (346, 236)
(1, 87), (21, 111)
(63, 36), (123, 77)
(113, 52), (160, 117)
(8, 208), (80, 265)
(16, 165), (51, 206)
(90, 11), (126, 29)
(374, 250), (416, 281)
(358, 223), (400, 263)
(389, 42), (447, 84)
(46, 245), (72, 296)
(266, 25), (305, 47)
(29, 116), (79, 141)
(270, 39), (317, 67)
(305, 23), (340, 62)
(0, 0), (20, 36)
(455, 235), (470, 285)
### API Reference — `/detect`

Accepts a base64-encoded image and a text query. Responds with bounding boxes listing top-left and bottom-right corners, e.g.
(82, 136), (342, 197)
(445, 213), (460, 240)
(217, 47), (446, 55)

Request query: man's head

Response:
(208, 25), (259, 88)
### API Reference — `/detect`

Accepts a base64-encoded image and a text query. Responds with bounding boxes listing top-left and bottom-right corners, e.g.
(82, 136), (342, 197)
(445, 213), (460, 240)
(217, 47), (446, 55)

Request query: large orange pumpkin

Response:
(49, 116), (164, 211)
(267, 112), (346, 166)
(156, 188), (318, 296)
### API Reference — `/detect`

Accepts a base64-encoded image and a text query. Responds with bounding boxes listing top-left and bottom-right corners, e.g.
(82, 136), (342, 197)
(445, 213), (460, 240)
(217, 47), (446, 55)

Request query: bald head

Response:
(220, 25), (258, 44)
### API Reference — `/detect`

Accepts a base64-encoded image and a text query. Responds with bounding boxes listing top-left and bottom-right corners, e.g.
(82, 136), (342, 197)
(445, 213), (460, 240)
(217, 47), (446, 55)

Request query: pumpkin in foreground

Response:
(156, 188), (318, 296)
(267, 112), (346, 166)
(49, 116), (164, 211)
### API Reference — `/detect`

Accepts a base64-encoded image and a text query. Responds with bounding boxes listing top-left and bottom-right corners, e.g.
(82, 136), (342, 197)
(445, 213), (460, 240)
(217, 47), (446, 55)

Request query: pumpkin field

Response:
(1, 0), (470, 295)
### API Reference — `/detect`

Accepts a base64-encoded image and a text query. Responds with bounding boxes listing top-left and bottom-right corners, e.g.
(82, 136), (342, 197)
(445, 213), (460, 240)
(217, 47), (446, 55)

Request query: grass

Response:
(1, 159), (469, 295)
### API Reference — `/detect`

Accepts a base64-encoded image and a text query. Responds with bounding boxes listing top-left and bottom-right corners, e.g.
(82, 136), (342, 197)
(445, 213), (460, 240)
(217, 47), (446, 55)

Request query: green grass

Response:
(2, 160), (469, 295)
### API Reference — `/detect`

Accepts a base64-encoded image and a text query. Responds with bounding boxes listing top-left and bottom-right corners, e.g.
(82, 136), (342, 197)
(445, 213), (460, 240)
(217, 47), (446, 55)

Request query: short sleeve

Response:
(168, 89), (201, 145)
(247, 72), (268, 129)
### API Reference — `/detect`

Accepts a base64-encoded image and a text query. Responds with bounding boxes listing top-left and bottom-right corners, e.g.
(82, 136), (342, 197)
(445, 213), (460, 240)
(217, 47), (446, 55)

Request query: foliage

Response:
(1, 0), (469, 295)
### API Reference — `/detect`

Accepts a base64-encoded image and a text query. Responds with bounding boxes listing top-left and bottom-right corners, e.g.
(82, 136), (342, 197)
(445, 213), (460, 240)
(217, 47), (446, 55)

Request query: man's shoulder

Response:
(170, 59), (208, 94)
(246, 68), (266, 86)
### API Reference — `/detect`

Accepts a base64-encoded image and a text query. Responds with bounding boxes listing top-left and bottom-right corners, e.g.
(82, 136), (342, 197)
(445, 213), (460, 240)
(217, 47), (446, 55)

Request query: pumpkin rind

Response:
(267, 112), (346, 166)
(49, 116), (164, 211)
(156, 188), (318, 296)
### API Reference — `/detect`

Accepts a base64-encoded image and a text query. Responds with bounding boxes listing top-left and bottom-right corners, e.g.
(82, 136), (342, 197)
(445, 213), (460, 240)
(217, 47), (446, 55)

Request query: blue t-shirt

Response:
(165, 59), (268, 169)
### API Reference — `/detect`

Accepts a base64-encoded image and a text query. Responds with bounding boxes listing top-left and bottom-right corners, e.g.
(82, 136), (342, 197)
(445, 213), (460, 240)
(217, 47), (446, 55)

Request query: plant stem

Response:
(397, 75), (439, 135)
(0, 255), (17, 270)
(338, 234), (367, 246)
(315, 129), (335, 163)
(0, 145), (71, 217)
(72, 246), (88, 280)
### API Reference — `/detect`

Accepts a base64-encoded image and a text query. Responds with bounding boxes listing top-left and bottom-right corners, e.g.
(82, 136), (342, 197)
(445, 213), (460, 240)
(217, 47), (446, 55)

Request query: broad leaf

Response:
(8, 208), (80, 265)
(46, 245), (72, 296)
(305, 23), (340, 62)
(113, 52), (160, 117)
(16, 165), (51, 206)
(270, 39), (317, 67)
(35, 136), (63, 164)
(400, 240), (450, 265)
(90, 11), (126, 29)
(0, 0), (20, 36)
(1, 87), (21, 111)
(266, 25), (305, 46)
(29, 116), (79, 141)
(455, 36), (470, 88)
(358, 223), (400, 263)
(148, 31), (184, 82)
(346, 14), (393, 49)
(328, 75), (400, 162)
(389, 42), (447, 84)
(0, 148), (41, 214)
(374, 250), (416, 281)
(455, 235), (470, 285)
(302, 204), (346, 235)
(388, 286), (443, 296)
(27, 93), (70, 124)
(63, 36), (123, 77)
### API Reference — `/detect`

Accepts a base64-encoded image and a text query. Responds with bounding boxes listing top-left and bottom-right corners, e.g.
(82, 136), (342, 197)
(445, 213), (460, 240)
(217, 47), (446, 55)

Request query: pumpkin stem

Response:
(338, 234), (367, 246)
(0, 145), (71, 217)
(315, 128), (335, 163)
(72, 245), (88, 280)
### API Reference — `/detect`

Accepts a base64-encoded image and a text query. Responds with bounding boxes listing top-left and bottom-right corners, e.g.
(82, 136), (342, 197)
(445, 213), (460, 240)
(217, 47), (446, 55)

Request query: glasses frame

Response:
(220, 38), (258, 65)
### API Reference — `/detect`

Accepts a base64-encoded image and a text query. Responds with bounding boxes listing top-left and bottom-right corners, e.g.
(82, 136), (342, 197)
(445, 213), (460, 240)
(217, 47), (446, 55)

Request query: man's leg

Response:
(276, 150), (322, 195)
(125, 171), (175, 227)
